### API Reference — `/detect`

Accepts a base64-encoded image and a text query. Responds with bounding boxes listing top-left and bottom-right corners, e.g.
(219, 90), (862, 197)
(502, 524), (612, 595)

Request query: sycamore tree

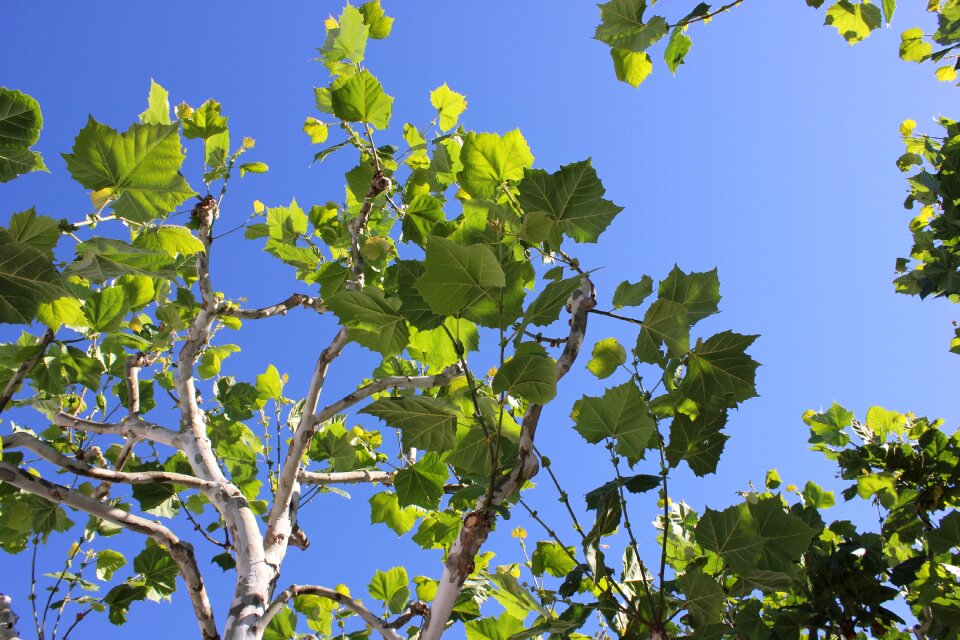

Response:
(0, 2), (958, 640)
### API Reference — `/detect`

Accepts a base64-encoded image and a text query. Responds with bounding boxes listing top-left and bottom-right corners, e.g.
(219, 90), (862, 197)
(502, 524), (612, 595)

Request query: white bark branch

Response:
(0, 594), (20, 640)
(1, 432), (213, 490)
(265, 168), (394, 568)
(176, 197), (273, 639)
(421, 276), (596, 640)
(298, 469), (395, 485)
(0, 462), (219, 640)
(255, 585), (402, 640)
(266, 364), (464, 563)
(219, 293), (327, 319)
(51, 412), (181, 449)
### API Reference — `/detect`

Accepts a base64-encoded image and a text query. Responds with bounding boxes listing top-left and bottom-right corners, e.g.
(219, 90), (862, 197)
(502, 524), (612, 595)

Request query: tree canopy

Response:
(0, 2), (959, 640)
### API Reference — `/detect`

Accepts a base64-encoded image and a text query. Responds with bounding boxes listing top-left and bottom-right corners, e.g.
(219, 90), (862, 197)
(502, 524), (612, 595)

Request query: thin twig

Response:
(669, 0), (745, 29)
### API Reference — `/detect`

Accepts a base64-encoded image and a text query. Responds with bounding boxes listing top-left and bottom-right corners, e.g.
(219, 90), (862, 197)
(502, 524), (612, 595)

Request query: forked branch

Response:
(256, 585), (403, 640)
(0, 462), (219, 640)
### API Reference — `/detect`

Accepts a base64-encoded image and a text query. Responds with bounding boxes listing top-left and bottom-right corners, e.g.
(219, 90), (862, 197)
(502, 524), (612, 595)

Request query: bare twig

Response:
(669, 0), (744, 29)
(219, 293), (327, 319)
(0, 329), (55, 414)
(0, 463), (219, 640)
(256, 585), (402, 640)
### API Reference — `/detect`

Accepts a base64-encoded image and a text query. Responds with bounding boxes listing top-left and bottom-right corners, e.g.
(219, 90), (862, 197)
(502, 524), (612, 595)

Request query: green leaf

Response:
(531, 541), (578, 577)
(362, 396), (458, 452)
(801, 481), (835, 509)
(407, 317), (479, 372)
(394, 452), (447, 509)
(900, 27), (933, 62)
(368, 566), (409, 615)
(659, 266), (720, 324)
(238, 161), (268, 177)
(415, 236), (505, 316)
(0, 87), (47, 182)
(256, 365), (284, 401)
(611, 49), (653, 87)
(493, 342), (556, 403)
(133, 225), (204, 257)
(266, 199), (308, 243)
(370, 492), (420, 535)
(133, 541), (178, 600)
(664, 27), (693, 73)
(635, 299), (689, 364)
(263, 608), (297, 640)
(84, 286), (129, 332)
(695, 504), (764, 571)
(573, 381), (655, 459)
(8, 208), (60, 258)
(430, 84), (467, 132)
(584, 474), (660, 510)
(63, 118), (196, 223)
(466, 613), (525, 640)
(0, 228), (68, 325)
(458, 130), (534, 199)
(865, 405), (906, 439)
(587, 338), (626, 379)
(676, 568), (724, 626)
(517, 159), (623, 244)
(522, 275), (583, 328)
(882, 0), (896, 24)
(595, 0), (668, 51)
(181, 100), (228, 140)
(666, 411), (729, 476)
(330, 69), (393, 129)
(681, 331), (759, 410)
(412, 511), (462, 549)
(139, 80), (171, 125)
(67, 238), (176, 283)
(104, 583), (148, 625)
(930, 510), (960, 554)
(359, 0), (394, 39)
(824, 0), (883, 44)
(96, 549), (126, 581)
(612, 276), (653, 308)
(303, 117), (329, 144)
(198, 344), (240, 379)
(748, 497), (818, 572)
(319, 4), (369, 65)
(36, 296), (87, 330)
(327, 287), (409, 356)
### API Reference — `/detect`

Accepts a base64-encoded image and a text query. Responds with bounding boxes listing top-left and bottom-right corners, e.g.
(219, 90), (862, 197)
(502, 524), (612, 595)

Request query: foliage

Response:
(0, 2), (957, 640)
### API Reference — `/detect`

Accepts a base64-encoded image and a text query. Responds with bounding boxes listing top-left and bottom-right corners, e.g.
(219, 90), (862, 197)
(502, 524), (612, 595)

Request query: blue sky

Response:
(2, 1), (958, 637)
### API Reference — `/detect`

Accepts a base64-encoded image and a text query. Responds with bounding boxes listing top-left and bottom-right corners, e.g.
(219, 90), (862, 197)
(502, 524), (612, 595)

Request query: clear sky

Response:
(1, 1), (957, 637)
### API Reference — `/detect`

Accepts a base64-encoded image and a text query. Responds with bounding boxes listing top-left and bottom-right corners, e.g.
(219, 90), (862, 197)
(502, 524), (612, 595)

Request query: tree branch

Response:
(51, 412), (181, 449)
(1, 432), (214, 490)
(255, 585), (402, 640)
(176, 196), (273, 639)
(0, 594), (20, 640)
(0, 463), (219, 640)
(421, 276), (596, 640)
(312, 364), (465, 428)
(299, 469), (395, 485)
(0, 329), (55, 415)
(219, 293), (327, 319)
